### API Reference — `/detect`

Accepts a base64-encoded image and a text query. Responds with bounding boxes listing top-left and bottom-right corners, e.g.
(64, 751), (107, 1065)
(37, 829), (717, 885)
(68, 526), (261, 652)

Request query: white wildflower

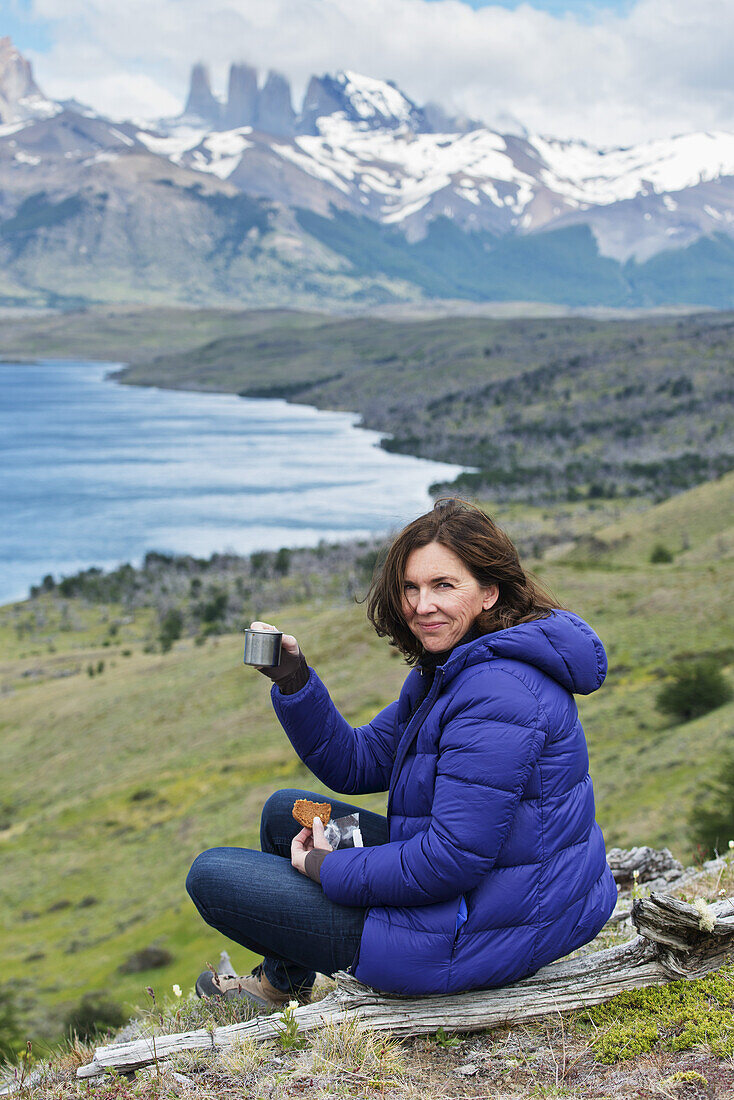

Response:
(287, 1000), (299, 1010)
(693, 897), (716, 933)
(632, 869), (639, 880)
(172, 984), (182, 998)
(728, 840), (734, 850)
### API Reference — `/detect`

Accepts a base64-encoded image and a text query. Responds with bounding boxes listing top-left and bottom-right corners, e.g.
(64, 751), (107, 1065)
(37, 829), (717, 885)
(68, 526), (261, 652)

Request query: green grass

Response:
(0, 602), (402, 1040)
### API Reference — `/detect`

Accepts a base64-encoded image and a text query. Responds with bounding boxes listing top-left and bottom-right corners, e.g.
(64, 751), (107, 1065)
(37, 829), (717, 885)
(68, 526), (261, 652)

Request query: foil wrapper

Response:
(323, 812), (363, 849)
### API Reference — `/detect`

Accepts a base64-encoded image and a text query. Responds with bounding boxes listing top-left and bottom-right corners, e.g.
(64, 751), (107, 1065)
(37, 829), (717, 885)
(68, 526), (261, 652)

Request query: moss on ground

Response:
(585, 966), (734, 1063)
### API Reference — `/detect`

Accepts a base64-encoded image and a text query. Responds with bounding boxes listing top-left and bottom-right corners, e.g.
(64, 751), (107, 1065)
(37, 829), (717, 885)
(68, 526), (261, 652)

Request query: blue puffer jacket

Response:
(272, 610), (617, 995)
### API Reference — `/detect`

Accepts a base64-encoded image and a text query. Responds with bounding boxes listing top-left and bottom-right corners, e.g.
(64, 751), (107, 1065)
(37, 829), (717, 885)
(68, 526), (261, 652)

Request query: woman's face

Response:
(401, 541), (498, 653)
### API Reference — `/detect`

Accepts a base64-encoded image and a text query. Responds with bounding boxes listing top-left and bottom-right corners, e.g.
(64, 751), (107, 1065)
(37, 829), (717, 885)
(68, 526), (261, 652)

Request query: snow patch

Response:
(83, 152), (119, 166)
(109, 127), (135, 148)
(456, 186), (480, 205)
(383, 194), (430, 223)
(17, 93), (60, 120)
(136, 127), (208, 161)
(532, 131), (734, 206)
(0, 121), (28, 138)
(187, 129), (253, 179)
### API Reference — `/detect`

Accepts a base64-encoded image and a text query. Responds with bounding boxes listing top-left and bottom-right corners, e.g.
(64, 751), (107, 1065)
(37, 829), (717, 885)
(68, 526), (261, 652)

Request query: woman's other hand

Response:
(291, 817), (333, 876)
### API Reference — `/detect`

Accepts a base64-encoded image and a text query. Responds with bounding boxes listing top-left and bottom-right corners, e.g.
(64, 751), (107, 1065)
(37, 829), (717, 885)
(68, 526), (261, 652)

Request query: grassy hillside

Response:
(1, 473), (732, 1049)
(539, 473), (734, 849)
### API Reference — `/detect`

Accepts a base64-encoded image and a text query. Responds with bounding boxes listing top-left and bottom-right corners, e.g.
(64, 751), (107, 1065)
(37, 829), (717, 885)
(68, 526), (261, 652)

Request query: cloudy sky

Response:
(5, 0), (734, 145)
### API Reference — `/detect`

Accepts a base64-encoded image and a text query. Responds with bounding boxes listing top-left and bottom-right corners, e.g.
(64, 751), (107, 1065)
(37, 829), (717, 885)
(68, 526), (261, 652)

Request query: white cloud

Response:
(23, 0), (734, 144)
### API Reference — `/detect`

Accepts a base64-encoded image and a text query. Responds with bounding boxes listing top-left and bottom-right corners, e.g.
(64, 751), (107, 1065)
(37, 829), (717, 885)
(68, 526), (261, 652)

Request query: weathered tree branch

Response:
(77, 892), (734, 1079)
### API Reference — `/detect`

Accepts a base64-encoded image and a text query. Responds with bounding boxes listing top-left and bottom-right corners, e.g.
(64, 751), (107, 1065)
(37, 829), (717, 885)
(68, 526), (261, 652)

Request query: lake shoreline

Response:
(0, 357), (465, 605)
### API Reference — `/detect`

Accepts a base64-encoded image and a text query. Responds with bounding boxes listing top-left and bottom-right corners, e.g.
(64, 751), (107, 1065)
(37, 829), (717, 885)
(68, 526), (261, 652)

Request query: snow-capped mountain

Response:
(1, 42), (734, 308)
(135, 63), (734, 262)
(299, 70), (428, 134)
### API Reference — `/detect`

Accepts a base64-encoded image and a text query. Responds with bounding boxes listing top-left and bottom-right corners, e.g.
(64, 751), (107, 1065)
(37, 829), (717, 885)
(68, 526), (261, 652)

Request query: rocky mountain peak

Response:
(183, 62), (222, 127)
(179, 61), (294, 135)
(298, 74), (345, 136)
(224, 62), (258, 129)
(254, 70), (295, 137)
(298, 70), (426, 135)
(0, 35), (58, 124)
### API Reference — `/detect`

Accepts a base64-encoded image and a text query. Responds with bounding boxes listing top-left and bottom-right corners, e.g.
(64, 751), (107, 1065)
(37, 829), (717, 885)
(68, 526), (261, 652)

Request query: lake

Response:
(0, 359), (465, 605)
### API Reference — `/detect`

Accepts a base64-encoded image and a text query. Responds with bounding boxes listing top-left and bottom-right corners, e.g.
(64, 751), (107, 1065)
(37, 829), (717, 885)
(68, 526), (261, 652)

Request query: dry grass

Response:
(5, 1026), (734, 1099)
(310, 1014), (407, 1082)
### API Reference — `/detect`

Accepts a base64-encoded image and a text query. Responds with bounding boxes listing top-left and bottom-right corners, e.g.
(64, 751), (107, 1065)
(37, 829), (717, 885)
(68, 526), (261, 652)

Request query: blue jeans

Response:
(186, 788), (389, 995)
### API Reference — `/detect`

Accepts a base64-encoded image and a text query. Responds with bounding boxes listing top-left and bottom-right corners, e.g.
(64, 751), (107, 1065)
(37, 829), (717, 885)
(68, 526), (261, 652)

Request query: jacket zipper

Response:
(386, 668), (444, 824)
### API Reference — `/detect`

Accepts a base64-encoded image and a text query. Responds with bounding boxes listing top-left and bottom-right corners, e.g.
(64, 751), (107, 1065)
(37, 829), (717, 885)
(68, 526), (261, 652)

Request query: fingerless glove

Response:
(257, 649), (310, 695)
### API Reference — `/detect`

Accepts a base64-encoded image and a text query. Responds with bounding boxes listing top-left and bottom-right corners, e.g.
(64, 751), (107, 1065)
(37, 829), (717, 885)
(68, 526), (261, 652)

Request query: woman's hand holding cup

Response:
(250, 621), (300, 658)
(248, 621), (303, 683)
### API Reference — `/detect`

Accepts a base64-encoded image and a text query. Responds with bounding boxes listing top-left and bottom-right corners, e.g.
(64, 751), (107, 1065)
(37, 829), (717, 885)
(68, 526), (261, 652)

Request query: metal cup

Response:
(243, 628), (282, 667)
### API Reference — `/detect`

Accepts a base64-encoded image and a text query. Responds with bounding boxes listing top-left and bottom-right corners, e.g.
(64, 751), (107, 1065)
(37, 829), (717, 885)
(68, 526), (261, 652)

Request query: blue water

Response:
(0, 360), (465, 604)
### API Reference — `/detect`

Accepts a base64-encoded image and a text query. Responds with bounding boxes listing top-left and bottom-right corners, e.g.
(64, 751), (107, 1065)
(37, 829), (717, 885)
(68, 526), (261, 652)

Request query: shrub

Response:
(250, 551), (268, 577)
(158, 608), (183, 653)
(689, 752), (734, 856)
(357, 548), (381, 582)
(0, 985), (23, 1065)
(650, 543), (674, 563)
(64, 993), (126, 1041)
(118, 945), (173, 974)
(656, 660), (732, 723)
(0, 799), (14, 831)
(196, 587), (228, 624)
(129, 788), (155, 803)
(274, 547), (291, 576)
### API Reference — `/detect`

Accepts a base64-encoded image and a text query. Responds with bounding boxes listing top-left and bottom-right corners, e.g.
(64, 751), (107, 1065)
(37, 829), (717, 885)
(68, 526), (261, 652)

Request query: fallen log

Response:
(77, 892), (734, 1079)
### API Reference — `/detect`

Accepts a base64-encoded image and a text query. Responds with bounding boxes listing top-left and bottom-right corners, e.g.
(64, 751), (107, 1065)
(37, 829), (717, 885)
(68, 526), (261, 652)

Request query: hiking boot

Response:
(195, 965), (311, 1009)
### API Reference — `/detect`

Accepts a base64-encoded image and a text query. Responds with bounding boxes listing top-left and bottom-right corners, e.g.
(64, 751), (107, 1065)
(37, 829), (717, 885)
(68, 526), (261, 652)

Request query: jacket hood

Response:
(444, 610), (607, 695)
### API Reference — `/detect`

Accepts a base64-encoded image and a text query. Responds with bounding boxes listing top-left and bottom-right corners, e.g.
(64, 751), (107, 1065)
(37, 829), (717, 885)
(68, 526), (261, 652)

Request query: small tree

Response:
(158, 608), (184, 653)
(650, 543), (674, 564)
(657, 660), (732, 723)
(0, 985), (23, 1065)
(274, 547), (291, 576)
(250, 551), (269, 577)
(64, 993), (125, 1041)
(689, 750), (734, 857)
(196, 587), (228, 626)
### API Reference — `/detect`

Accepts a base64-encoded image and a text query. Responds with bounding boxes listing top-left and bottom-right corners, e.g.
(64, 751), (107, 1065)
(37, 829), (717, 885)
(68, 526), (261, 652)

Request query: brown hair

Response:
(366, 498), (562, 662)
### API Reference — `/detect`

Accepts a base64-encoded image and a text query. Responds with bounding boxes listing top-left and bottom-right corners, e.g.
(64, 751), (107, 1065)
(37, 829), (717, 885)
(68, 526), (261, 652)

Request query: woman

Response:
(186, 499), (617, 1007)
